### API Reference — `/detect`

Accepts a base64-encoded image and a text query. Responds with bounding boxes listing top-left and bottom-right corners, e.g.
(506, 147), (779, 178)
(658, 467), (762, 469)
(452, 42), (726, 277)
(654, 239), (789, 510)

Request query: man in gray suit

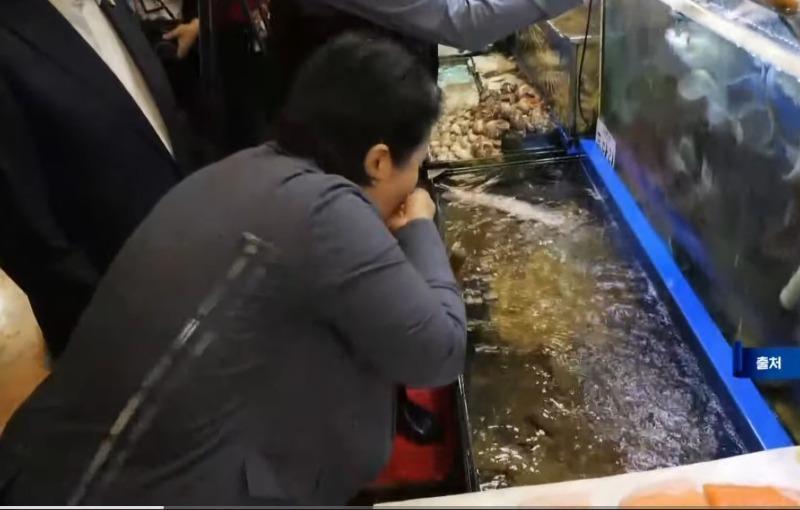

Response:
(0, 34), (466, 505)
(268, 0), (584, 444)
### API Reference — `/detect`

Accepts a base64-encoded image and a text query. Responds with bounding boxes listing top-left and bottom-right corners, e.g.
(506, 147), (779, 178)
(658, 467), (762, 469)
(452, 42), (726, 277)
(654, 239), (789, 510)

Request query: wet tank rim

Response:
(429, 149), (792, 490)
(426, 131), (570, 172)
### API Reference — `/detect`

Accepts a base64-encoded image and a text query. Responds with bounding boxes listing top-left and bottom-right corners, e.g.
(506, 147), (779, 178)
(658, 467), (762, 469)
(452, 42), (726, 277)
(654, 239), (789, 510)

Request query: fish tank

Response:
(429, 5), (599, 167)
(436, 158), (752, 489)
(600, 0), (800, 440)
(430, 52), (562, 166)
(516, 4), (601, 137)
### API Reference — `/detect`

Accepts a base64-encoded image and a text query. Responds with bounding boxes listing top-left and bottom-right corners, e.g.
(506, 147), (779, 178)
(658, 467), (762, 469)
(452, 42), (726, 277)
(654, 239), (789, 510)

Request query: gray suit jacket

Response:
(0, 143), (467, 505)
(305, 0), (582, 51)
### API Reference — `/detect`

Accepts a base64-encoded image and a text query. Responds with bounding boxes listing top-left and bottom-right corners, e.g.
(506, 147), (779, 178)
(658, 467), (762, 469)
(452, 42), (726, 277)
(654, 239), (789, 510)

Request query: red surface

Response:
(370, 387), (458, 488)
(221, 0), (258, 25)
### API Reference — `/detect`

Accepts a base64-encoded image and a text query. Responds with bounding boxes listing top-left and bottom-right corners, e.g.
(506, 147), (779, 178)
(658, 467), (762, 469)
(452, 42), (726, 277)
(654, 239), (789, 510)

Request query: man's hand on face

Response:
(386, 189), (436, 233)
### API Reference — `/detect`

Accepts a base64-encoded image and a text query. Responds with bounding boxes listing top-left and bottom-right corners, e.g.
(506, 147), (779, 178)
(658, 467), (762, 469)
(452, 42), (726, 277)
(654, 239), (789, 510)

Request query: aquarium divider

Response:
(581, 139), (794, 450)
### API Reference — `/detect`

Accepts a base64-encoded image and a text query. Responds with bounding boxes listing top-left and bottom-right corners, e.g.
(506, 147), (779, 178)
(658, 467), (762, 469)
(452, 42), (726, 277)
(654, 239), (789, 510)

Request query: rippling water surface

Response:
(439, 162), (747, 490)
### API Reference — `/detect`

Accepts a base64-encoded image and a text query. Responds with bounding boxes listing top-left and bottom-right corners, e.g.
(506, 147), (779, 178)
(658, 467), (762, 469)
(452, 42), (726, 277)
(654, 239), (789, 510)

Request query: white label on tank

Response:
(596, 118), (617, 167)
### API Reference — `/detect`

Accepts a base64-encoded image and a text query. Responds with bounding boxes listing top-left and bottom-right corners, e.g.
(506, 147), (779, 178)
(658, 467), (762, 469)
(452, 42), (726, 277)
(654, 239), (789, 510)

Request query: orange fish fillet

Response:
(703, 485), (800, 507)
(620, 488), (708, 507)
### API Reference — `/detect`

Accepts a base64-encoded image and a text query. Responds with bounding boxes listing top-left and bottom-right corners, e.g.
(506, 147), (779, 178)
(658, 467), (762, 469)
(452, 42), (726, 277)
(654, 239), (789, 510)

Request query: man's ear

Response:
(364, 144), (392, 182)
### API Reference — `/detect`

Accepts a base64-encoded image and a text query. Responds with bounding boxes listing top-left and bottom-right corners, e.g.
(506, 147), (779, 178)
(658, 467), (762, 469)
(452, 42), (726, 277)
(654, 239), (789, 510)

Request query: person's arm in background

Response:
(162, 0), (199, 59)
(164, 18), (199, 59)
(310, 185), (467, 388)
(0, 79), (100, 358)
(322, 0), (582, 51)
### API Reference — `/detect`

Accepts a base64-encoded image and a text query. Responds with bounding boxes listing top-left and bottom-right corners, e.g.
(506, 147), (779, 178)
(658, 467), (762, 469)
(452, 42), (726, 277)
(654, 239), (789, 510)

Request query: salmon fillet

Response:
(620, 487), (708, 507)
(703, 485), (800, 507)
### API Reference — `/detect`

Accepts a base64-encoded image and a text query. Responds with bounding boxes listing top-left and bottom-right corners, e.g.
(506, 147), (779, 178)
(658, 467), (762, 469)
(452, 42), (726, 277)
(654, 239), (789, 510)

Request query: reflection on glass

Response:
(602, 0), (800, 440)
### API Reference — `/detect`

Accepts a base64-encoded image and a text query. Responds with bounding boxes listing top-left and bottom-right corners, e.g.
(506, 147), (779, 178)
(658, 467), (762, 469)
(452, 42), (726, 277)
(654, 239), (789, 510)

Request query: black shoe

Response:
(396, 396), (444, 445)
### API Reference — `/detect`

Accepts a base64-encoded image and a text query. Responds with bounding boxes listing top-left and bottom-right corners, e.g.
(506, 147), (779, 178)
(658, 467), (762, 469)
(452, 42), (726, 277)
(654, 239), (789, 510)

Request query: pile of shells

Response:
(430, 81), (552, 162)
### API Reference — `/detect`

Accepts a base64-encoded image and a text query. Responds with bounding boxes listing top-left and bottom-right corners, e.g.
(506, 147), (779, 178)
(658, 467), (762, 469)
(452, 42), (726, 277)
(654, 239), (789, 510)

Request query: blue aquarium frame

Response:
(581, 139), (794, 450)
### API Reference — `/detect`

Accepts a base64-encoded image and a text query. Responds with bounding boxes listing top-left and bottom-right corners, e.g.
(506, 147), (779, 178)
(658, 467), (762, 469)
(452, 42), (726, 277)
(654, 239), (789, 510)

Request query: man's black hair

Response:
(276, 32), (441, 185)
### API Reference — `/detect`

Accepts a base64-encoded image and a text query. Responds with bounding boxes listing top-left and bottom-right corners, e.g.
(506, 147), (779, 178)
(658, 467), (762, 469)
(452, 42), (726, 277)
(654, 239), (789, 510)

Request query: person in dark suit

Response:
(0, 0), (193, 358)
(0, 34), (467, 505)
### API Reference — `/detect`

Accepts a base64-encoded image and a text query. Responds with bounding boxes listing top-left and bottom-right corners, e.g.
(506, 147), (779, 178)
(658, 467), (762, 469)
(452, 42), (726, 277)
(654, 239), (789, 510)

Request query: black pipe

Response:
(196, 0), (227, 155)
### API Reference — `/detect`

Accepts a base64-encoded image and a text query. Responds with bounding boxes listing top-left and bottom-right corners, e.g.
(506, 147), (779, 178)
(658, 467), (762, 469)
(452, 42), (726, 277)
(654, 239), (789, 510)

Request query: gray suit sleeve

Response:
(310, 184), (466, 388)
(324, 0), (582, 51)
